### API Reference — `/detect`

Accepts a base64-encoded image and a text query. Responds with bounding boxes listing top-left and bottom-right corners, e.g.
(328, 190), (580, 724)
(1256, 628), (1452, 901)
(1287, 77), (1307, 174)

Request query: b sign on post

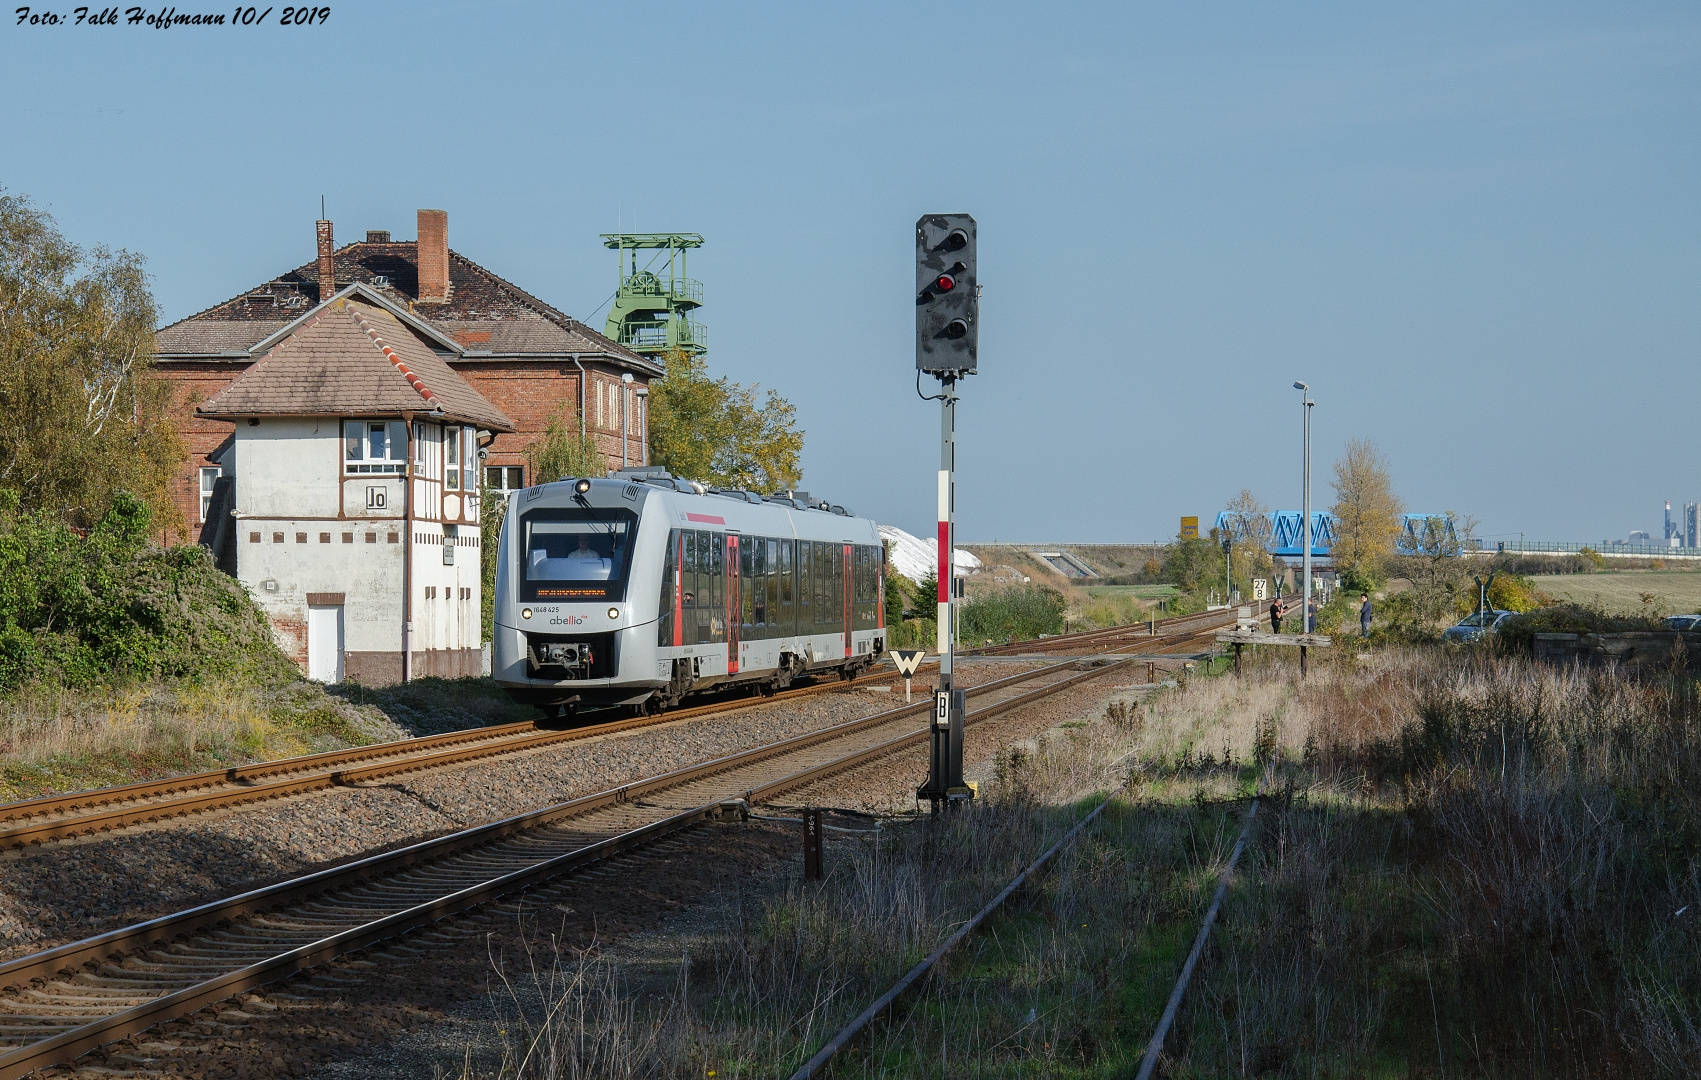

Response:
(934, 690), (950, 730)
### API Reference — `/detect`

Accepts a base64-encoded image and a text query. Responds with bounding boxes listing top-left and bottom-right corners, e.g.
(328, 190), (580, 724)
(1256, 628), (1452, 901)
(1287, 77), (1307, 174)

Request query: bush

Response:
(1494, 603), (1666, 655)
(0, 490), (292, 690)
(958, 585), (1066, 645)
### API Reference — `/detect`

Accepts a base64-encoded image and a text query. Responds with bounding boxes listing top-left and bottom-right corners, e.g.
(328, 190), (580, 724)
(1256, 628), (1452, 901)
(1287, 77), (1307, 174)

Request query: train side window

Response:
(798, 541), (811, 614)
(816, 542), (829, 622)
(709, 532), (725, 642)
(781, 539), (794, 606)
(682, 531), (697, 609)
(751, 539), (766, 628)
(765, 539), (780, 633)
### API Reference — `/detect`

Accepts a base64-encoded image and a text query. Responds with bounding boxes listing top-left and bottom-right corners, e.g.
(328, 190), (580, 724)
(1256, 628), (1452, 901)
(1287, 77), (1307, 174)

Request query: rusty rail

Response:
(0, 657), (1137, 1079)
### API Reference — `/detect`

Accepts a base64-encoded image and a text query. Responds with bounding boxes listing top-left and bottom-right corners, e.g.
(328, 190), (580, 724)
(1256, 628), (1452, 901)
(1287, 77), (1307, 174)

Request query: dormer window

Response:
(344, 420), (408, 474)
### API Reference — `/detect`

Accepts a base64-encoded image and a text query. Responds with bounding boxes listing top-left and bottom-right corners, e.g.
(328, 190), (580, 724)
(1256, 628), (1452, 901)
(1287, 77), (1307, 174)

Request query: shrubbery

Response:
(959, 585), (1066, 645)
(0, 490), (293, 690)
(1494, 603), (1666, 654)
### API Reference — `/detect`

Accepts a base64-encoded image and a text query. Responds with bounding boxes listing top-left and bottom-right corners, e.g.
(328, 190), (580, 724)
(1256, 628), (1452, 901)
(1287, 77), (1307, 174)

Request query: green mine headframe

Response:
(600, 232), (707, 359)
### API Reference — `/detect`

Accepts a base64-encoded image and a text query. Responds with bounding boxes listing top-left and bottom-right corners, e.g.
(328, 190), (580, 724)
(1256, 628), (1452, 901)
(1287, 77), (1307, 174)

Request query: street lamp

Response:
(1294, 382), (1314, 633)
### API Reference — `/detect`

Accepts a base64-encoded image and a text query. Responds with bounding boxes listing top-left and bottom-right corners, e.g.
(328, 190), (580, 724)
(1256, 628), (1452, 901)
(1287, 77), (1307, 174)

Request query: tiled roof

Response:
(197, 295), (514, 431)
(156, 240), (657, 373)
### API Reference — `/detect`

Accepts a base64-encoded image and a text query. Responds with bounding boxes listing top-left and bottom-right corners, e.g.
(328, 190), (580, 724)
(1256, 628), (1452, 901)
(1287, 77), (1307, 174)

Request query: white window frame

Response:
(344, 420), (408, 475)
(198, 466), (221, 523)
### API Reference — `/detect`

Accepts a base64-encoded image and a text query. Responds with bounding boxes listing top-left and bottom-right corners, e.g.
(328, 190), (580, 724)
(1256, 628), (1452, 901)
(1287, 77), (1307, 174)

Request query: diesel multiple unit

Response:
(492, 471), (887, 712)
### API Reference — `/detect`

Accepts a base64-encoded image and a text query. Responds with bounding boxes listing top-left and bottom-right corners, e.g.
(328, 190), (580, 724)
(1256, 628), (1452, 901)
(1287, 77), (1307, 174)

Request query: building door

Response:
(308, 604), (344, 683)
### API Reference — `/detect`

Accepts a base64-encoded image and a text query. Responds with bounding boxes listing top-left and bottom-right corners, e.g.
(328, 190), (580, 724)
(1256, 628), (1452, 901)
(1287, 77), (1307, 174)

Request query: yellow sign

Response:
(1180, 516), (1199, 540)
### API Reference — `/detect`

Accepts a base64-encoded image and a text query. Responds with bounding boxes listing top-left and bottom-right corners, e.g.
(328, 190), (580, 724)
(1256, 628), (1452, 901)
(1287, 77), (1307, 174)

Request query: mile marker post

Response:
(913, 214), (977, 814)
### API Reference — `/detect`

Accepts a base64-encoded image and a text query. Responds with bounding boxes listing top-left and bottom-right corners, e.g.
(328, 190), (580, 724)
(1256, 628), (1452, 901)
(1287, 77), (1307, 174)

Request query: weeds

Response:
(461, 650), (1701, 1078)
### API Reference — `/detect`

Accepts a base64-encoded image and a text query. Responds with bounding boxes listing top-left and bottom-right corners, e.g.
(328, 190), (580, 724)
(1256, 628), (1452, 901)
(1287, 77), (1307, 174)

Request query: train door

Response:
(727, 535), (741, 673)
(842, 543), (853, 658)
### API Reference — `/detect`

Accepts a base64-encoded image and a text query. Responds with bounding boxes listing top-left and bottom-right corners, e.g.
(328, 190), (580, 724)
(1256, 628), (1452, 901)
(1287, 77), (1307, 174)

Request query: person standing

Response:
(1359, 593), (1373, 638)
(1269, 597), (1282, 634)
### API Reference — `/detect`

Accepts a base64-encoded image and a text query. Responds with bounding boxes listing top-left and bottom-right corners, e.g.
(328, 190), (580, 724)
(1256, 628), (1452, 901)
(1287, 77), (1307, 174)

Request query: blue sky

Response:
(3, 2), (1697, 544)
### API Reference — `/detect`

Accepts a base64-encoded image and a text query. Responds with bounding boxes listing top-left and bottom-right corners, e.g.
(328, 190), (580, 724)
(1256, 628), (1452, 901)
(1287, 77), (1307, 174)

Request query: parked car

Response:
(1666, 615), (1701, 632)
(1442, 609), (1517, 643)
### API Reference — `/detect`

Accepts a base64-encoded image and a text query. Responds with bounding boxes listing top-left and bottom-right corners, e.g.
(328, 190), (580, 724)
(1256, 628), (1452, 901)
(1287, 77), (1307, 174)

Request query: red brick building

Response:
(155, 210), (659, 545)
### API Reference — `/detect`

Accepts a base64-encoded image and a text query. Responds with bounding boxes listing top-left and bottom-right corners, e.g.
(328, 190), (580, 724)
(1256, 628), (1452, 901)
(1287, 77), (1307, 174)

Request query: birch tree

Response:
(0, 188), (182, 529)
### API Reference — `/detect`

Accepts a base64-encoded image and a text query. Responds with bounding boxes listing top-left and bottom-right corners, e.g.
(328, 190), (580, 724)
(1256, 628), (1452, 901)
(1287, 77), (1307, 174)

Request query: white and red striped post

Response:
(919, 377), (966, 811)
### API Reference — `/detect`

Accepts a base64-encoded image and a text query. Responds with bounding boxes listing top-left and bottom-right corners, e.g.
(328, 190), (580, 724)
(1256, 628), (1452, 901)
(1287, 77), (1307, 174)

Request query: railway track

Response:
(0, 654), (1154, 1079)
(0, 607), (1235, 853)
(964, 604), (1241, 657)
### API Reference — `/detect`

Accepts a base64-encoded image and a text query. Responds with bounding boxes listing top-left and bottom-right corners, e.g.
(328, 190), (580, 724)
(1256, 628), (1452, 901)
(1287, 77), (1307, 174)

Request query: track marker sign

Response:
(892, 650), (926, 677)
(893, 649), (925, 702)
(1253, 578), (1269, 601)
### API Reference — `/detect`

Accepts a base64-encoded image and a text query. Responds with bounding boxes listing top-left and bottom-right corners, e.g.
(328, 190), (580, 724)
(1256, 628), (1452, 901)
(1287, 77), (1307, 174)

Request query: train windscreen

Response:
(519, 508), (638, 602)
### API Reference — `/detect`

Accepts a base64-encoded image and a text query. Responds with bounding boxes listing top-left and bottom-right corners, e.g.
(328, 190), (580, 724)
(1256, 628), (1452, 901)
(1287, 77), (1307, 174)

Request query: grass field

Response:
(1529, 570), (1701, 614)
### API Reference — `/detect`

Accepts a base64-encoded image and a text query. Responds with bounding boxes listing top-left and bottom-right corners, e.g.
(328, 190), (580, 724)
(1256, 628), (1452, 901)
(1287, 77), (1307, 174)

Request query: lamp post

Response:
(1294, 381), (1314, 638)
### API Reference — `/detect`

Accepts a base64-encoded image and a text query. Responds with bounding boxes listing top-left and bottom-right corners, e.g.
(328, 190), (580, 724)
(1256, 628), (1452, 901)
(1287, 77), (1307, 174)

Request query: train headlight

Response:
(521, 608), (533, 620)
(573, 478), (592, 495)
(607, 606), (620, 620)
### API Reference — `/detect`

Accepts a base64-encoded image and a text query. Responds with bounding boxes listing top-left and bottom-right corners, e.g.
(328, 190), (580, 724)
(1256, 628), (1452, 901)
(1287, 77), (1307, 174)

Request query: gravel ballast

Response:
(0, 664), (1041, 961)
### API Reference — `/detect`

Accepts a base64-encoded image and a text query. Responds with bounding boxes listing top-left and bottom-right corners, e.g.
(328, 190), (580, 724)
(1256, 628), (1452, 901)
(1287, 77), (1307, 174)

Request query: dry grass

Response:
(457, 650), (1701, 1078)
(0, 676), (535, 803)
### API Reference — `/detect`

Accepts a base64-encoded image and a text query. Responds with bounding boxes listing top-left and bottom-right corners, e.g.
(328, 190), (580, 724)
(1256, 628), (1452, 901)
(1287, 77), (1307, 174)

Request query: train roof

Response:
(515, 469), (878, 542)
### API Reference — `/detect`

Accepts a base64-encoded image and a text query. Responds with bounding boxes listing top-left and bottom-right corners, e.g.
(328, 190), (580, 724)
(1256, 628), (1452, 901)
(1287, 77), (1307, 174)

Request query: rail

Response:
(0, 657), (1154, 1079)
(0, 607), (1232, 850)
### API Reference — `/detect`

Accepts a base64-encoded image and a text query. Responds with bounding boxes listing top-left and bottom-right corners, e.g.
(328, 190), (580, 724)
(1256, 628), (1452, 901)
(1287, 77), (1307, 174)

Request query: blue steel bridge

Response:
(1213, 511), (1458, 559)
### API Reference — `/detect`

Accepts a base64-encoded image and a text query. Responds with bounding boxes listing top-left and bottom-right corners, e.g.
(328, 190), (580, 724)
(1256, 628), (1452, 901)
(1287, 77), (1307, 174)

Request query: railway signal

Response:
(915, 215), (977, 375)
(915, 214), (977, 811)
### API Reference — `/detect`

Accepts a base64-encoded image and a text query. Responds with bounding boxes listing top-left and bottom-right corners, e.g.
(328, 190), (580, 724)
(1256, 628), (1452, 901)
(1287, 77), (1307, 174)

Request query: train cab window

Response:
(518, 508), (636, 602)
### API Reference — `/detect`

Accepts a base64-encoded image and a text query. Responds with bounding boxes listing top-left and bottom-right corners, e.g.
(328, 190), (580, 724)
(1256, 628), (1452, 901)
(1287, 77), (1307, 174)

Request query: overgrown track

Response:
(0, 657), (1145, 1080)
(963, 605), (1241, 657)
(0, 607), (1232, 851)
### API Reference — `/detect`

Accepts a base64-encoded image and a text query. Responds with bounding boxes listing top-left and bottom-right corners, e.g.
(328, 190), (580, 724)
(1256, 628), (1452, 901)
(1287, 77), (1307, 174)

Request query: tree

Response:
(647, 350), (802, 491)
(523, 407), (605, 484)
(0, 187), (183, 529)
(1329, 438), (1404, 588)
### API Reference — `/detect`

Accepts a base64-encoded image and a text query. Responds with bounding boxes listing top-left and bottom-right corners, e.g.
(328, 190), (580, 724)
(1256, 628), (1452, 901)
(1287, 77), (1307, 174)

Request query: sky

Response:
(3, 2), (1697, 546)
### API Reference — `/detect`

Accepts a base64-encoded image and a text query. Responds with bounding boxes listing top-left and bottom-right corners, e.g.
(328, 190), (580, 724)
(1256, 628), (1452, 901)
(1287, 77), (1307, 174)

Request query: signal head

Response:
(938, 228), (968, 253)
(935, 273), (956, 293)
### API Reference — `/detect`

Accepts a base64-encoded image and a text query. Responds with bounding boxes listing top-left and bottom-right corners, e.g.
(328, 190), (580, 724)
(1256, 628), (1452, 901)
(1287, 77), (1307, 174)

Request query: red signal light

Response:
(935, 274), (956, 292)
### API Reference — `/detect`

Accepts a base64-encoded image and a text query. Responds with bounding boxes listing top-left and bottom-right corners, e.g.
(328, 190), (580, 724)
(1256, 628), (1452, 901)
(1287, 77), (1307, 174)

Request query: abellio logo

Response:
(549, 614), (589, 627)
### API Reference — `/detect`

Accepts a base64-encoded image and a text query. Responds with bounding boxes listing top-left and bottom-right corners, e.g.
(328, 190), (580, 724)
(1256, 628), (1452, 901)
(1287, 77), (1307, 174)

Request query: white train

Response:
(492, 470), (887, 713)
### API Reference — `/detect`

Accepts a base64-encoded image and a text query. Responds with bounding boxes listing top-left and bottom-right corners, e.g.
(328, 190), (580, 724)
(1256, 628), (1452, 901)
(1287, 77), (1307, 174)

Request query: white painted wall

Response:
(233, 417), (484, 676)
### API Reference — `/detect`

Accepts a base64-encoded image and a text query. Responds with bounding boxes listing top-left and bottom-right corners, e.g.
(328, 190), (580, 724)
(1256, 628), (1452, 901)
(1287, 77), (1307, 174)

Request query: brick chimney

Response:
(417, 209), (449, 303)
(316, 220), (335, 301)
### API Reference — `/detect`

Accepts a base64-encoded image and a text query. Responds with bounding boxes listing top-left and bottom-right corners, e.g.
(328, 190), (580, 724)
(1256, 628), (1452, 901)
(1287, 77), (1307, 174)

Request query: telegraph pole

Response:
(915, 214), (977, 812)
